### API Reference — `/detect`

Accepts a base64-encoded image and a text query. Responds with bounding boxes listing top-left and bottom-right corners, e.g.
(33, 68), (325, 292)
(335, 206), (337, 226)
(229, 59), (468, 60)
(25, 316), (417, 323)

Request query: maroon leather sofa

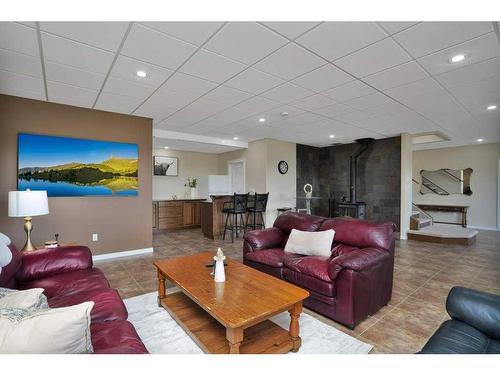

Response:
(0, 243), (148, 354)
(243, 212), (396, 328)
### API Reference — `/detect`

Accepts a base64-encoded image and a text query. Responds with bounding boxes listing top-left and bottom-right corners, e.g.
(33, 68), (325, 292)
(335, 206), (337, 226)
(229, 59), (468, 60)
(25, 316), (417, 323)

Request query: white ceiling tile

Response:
(0, 69), (44, 96)
(333, 110), (377, 128)
(204, 22), (288, 64)
(161, 72), (218, 96)
(383, 77), (442, 101)
(296, 22), (387, 61)
(121, 23), (196, 69)
(111, 55), (173, 87)
(152, 86), (201, 110)
(202, 85), (253, 105)
(393, 22), (493, 58)
(47, 81), (98, 107)
(344, 92), (395, 110)
(291, 64), (353, 92)
(95, 92), (143, 114)
(378, 22), (420, 35)
(312, 103), (354, 118)
(363, 61), (429, 91)
(261, 22), (321, 39)
(102, 76), (155, 99)
(253, 105), (306, 124)
(290, 94), (337, 111)
(261, 82), (314, 103)
(139, 22), (223, 46)
(42, 32), (114, 73)
(0, 87), (44, 101)
(225, 67), (284, 94)
(254, 44), (325, 80)
(16, 22), (37, 28)
(322, 80), (376, 102)
(399, 90), (463, 118)
(435, 57), (500, 88)
(417, 33), (500, 75)
(166, 98), (231, 125)
(133, 93), (180, 121)
(180, 49), (246, 83)
(335, 38), (411, 77)
(0, 22), (39, 56)
(0, 49), (42, 77)
(40, 22), (129, 51)
(45, 62), (105, 90)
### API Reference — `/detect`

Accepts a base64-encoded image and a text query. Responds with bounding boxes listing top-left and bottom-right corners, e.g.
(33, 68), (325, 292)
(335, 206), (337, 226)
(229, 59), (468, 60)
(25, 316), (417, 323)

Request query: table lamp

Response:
(8, 190), (49, 251)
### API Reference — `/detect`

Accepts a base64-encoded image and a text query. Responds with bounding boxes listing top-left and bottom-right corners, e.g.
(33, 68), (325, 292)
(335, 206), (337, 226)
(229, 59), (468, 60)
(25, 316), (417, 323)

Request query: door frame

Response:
(227, 159), (246, 194)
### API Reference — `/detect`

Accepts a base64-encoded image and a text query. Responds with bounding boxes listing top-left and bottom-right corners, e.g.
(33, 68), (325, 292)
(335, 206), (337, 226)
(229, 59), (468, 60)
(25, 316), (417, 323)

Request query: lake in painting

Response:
(18, 134), (139, 197)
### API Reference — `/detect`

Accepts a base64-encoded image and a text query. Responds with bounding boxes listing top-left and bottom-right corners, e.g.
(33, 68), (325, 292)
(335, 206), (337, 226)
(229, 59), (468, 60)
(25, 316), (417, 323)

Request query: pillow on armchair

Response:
(0, 288), (48, 310)
(284, 229), (335, 257)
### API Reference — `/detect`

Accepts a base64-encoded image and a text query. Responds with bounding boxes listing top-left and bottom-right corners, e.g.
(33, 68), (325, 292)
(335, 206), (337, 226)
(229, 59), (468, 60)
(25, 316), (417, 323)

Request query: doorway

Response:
(228, 159), (246, 194)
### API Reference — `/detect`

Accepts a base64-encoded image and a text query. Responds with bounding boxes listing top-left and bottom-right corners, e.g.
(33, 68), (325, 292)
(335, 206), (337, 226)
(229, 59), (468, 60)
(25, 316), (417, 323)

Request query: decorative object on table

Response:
(171, 195), (177, 200)
(184, 177), (198, 199)
(154, 156), (178, 176)
(303, 184), (313, 214)
(44, 241), (58, 248)
(17, 133), (138, 197)
(278, 160), (288, 174)
(8, 190), (49, 252)
(213, 248), (226, 283)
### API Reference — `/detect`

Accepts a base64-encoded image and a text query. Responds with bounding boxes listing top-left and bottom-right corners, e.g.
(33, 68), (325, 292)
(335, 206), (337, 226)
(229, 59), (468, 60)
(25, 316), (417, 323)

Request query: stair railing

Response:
(412, 203), (434, 226)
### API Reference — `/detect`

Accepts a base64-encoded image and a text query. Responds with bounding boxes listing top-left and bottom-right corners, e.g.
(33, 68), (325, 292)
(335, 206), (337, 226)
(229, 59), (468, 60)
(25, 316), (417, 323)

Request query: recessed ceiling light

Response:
(450, 54), (465, 63)
(164, 146), (169, 149)
(329, 134), (335, 139)
(233, 137), (239, 140)
(476, 138), (484, 142)
(258, 118), (266, 123)
(487, 105), (497, 110)
(136, 70), (147, 78)
(280, 111), (289, 117)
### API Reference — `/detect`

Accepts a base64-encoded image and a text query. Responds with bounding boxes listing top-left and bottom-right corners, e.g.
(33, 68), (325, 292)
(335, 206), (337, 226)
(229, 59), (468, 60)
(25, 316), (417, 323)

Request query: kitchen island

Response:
(200, 195), (232, 239)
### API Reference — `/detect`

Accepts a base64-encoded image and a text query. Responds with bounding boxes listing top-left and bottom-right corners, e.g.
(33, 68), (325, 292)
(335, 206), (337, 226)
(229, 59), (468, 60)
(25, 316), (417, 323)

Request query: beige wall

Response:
(153, 148), (219, 200)
(413, 142), (500, 230)
(0, 95), (153, 255)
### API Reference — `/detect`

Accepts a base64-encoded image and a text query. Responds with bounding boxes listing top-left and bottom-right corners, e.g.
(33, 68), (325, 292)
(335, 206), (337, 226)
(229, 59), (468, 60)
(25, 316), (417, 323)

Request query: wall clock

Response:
(278, 160), (288, 174)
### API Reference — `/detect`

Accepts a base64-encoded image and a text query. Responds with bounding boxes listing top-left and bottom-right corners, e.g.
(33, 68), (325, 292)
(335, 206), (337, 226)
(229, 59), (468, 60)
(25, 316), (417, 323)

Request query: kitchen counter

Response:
(153, 199), (205, 230)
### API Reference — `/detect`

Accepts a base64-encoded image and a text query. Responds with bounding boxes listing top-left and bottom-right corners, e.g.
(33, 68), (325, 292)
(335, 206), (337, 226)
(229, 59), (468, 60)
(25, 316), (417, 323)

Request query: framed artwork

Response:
(17, 133), (138, 197)
(154, 156), (178, 176)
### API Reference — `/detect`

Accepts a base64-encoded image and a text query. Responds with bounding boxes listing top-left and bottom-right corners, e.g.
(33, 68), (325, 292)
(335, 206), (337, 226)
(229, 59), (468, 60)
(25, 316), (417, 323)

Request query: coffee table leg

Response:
(157, 269), (166, 307)
(226, 327), (243, 354)
(289, 302), (302, 352)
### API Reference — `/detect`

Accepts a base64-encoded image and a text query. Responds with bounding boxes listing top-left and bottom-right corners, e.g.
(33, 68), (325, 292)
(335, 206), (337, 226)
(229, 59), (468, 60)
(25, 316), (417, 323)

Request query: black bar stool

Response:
(246, 192), (269, 230)
(222, 193), (249, 242)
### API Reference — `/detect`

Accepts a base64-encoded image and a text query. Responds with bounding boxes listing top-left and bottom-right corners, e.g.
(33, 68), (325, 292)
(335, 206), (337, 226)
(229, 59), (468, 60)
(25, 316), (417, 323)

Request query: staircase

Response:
(410, 210), (432, 230)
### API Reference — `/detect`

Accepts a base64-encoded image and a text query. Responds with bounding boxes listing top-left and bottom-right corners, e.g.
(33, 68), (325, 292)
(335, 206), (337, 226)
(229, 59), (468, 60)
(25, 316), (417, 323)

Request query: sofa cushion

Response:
(91, 320), (148, 354)
(284, 255), (332, 282)
(19, 268), (109, 299)
(48, 288), (127, 323)
(332, 243), (360, 257)
(284, 268), (335, 297)
(244, 248), (286, 268)
(0, 245), (21, 289)
(273, 212), (325, 235)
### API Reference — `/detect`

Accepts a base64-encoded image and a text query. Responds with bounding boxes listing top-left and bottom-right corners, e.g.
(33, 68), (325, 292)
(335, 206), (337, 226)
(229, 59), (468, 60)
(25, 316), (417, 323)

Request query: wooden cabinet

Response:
(154, 200), (204, 230)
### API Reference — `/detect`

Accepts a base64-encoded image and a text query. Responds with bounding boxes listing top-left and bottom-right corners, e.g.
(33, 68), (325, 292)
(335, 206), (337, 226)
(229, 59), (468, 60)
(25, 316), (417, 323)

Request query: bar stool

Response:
(222, 193), (249, 242)
(245, 192), (269, 230)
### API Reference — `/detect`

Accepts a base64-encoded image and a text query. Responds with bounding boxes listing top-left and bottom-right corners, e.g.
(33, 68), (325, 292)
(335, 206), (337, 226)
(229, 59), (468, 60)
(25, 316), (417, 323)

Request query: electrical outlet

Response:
(92, 233), (98, 242)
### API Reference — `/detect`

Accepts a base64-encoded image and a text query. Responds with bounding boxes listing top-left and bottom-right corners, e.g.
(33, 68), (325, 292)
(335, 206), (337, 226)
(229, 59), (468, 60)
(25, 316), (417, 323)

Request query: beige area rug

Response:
(124, 291), (372, 354)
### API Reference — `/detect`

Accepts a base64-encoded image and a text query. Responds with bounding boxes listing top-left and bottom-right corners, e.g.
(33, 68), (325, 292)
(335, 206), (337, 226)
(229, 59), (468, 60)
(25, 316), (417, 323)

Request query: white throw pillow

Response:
(0, 302), (94, 354)
(284, 229), (335, 257)
(0, 242), (12, 270)
(0, 288), (48, 310)
(0, 232), (11, 246)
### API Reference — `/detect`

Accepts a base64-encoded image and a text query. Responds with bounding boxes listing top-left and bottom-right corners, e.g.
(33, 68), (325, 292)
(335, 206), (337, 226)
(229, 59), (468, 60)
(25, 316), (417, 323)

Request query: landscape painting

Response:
(18, 133), (139, 197)
(154, 156), (178, 176)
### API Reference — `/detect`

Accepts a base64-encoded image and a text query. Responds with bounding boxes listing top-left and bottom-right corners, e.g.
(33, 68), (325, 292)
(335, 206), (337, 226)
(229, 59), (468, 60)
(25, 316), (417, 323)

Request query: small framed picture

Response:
(154, 156), (178, 176)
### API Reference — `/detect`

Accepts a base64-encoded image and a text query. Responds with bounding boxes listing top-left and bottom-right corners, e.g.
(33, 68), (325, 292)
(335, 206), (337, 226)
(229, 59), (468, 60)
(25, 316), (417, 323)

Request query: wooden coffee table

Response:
(154, 252), (309, 354)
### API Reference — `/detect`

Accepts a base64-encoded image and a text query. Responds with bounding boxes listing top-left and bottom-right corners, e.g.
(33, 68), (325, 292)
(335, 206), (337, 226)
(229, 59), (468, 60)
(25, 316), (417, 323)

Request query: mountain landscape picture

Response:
(18, 133), (139, 197)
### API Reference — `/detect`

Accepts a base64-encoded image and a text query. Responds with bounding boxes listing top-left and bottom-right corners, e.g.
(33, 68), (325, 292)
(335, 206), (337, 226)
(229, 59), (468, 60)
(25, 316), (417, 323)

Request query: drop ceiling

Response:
(1, 21), (499, 152)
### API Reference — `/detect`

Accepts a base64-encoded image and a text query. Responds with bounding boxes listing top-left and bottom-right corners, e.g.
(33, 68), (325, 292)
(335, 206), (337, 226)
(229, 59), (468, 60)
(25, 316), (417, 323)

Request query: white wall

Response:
(400, 133), (413, 239)
(413, 143), (500, 230)
(153, 148), (219, 200)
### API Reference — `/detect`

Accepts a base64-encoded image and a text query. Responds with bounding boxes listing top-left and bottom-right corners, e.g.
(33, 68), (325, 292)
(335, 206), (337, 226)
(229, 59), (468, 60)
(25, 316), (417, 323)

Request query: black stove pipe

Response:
(349, 138), (374, 203)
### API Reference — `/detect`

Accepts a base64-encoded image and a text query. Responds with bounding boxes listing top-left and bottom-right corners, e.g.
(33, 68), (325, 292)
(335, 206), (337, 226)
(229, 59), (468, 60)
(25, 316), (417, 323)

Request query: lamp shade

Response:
(8, 190), (49, 217)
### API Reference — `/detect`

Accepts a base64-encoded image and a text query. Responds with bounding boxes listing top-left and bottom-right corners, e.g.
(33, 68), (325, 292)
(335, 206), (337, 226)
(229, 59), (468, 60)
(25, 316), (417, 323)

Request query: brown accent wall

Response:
(0, 94), (152, 255)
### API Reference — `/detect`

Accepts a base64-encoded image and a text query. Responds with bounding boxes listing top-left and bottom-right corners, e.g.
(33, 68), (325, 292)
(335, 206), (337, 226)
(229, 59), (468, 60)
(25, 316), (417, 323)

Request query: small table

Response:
(154, 252), (309, 354)
(416, 204), (469, 227)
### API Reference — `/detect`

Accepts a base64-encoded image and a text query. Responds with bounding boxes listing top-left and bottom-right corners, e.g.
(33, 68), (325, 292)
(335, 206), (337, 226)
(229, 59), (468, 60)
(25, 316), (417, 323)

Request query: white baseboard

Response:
(92, 247), (153, 261)
(467, 226), (500, 232)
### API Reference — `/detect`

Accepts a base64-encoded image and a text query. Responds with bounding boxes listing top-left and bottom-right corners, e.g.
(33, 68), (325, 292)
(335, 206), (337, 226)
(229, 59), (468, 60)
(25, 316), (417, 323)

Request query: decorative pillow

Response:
(0, 232), (11, 246)
(284, 229), (335, 257)
(0, 242), (13, 271)
(0, 301), (94, 353)
(0, 288), (48, 310)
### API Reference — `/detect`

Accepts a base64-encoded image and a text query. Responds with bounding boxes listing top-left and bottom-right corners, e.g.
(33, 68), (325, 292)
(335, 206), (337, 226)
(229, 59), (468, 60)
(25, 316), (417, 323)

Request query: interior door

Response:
(228, 160), (245, 194)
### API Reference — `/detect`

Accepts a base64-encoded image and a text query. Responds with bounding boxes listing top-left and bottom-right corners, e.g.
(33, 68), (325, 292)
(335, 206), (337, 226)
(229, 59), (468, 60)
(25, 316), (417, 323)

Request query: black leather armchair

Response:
(419, 287), (500, 354)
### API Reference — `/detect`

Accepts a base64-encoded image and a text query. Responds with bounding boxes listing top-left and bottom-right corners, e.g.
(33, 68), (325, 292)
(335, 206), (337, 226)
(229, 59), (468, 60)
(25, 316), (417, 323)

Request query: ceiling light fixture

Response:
(233, 137), (239, 140)
(164, 146), (169, 149)
(258, 118), (266, 123)
(487, 105), (497, 110)
(329, 134), (335, 139)
(450, 54), (465, 63)
(136, 70), (147, 78)
(476, 138), (484, 142)
(280, 111), (289, 117)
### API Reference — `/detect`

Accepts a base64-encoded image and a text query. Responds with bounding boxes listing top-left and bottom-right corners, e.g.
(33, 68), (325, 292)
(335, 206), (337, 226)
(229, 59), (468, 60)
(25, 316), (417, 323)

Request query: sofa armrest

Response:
(16, 245), (93, 283)
(446, 286), (500, 340)
(243, 228), (284, 253)
(329, 247), (389, 280)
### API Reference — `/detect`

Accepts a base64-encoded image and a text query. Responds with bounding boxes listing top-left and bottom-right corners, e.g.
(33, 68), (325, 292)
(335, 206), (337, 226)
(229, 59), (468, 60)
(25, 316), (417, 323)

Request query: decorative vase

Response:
(190, 187), (197, 199)
(214, 259), (225, 282)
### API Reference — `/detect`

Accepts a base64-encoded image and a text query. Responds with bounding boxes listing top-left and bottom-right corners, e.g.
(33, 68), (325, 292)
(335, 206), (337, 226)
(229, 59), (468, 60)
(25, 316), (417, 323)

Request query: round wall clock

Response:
(278, 160), (288, 174)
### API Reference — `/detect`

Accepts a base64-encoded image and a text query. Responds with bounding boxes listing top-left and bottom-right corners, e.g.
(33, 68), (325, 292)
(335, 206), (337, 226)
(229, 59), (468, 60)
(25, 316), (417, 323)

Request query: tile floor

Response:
(95, 227), (500, 354)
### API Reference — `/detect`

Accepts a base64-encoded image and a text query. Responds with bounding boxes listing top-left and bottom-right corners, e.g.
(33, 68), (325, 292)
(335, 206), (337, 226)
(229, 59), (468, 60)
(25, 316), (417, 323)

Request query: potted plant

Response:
(185, 177), (198, 199)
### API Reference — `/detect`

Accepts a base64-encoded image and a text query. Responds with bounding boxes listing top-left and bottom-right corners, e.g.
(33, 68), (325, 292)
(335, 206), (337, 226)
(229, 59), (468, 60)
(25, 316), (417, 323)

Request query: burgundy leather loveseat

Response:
(243, 212), (396, 328)
(0, 243), (148, 354)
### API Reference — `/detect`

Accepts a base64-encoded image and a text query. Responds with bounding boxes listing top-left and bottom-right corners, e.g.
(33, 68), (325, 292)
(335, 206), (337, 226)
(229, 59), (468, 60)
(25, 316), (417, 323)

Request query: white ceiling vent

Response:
(412, 131), (451, 145)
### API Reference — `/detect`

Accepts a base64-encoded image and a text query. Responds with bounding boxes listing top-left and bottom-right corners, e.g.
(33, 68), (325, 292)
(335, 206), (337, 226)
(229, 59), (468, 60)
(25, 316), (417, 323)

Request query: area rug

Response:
(124, 291), (372, 354)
